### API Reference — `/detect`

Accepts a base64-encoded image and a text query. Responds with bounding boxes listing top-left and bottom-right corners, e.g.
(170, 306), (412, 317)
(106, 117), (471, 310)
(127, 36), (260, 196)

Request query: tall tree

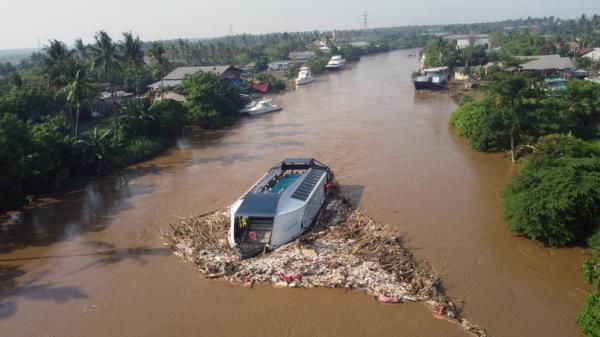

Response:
(148, 42), (167, 99)
(59, 64), (95, 136)
(74, 38), (90, 62)
(42, 39), (73, 89)
(91, 31), (120, 118)
(486, 73), (540, 162)
(121, 32), (145, 97)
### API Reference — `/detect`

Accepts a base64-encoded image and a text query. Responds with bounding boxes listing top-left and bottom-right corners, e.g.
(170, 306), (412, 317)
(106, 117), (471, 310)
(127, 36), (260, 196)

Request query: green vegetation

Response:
(0, 29), (248, 213)
(253, 72), (287, 92)
(450, 74), (600, 160)
(307, 55), (330, 74)
(449, 64), (600, 336)
(178, 72), (244, 128)
(503, 135), (600, 245)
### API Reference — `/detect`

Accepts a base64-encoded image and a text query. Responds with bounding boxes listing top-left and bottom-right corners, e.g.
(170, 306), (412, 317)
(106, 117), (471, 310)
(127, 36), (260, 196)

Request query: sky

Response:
(1, 0), (600, 50)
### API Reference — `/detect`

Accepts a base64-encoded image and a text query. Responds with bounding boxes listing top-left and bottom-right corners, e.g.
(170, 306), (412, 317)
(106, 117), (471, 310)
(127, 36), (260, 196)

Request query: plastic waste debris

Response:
(164, 188), (486, 337)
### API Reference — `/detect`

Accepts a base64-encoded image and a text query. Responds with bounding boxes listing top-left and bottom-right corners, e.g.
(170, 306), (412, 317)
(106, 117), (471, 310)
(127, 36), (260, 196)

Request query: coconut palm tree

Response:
(74, 38), (90, 62)
(121, 32), (145, 97)
(60, 64), (95, 136)
(91, 31), (120, 118)
(148, 42), (167, 99)
(42, 39), (73, 89)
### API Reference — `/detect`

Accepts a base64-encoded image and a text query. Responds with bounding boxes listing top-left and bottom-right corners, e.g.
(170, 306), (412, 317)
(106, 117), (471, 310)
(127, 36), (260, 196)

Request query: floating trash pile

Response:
(164, 188), (486, 337)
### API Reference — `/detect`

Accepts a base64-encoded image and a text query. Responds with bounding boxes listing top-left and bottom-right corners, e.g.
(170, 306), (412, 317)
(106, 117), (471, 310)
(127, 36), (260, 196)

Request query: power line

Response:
(363, 11), (368, 29)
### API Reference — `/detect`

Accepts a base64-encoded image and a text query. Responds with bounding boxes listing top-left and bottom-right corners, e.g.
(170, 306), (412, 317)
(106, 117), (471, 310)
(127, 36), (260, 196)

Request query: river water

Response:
(0, 49), (591, 337)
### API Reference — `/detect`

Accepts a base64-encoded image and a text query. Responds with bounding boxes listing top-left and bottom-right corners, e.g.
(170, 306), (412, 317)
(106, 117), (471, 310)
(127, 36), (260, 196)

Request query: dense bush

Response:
(578, 228), (600, 337)
(0, 113), (31, 209)
(449, 100), (484, 139)
(578, 290), (600, 337)
(503, 156), (600, 246)
(120, 137), (165, 164)
(179, 72), (244, 128)
(286, 63), (301, 79)
(254, 72), (286, 92)
(450, 76), (600, 157)
(27, 113), (81, 192)
(503, 135), (600, 246)
(308, 56), (330, 74)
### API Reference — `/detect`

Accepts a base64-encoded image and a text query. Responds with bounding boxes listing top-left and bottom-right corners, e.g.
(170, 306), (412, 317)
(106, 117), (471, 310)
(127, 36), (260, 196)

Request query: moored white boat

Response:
(239, 99), (282, 115)
(228, 158), (335, 259)
(325, 55), (346, 70)
(295, 66), (314, 85)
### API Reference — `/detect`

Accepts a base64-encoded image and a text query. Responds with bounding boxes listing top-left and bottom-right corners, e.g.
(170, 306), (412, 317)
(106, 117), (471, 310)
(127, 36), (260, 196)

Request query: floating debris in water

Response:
(164, 188), (486, 337)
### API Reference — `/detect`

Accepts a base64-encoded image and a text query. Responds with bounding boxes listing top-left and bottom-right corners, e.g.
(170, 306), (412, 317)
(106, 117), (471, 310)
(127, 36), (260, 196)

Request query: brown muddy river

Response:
(0, 49), (592, 337)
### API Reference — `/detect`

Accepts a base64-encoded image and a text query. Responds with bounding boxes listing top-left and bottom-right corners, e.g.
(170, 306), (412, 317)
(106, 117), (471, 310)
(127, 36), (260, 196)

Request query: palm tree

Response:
(148, 42), (167, 99)
(42, 39), (73, 89)
(60, 64), (95, 136)
(121, 32), (145, 97)
(91, 31), (120, 118)
(74, 38), (89, 62)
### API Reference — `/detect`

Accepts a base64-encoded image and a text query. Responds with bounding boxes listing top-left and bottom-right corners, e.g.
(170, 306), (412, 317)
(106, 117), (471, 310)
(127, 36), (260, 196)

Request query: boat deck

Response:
(270, 173), (301, 193)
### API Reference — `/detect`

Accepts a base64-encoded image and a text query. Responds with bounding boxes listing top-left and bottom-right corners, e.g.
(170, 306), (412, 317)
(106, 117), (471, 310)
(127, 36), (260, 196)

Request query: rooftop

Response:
(163, 65), (239, 80)
(516, 55), (574, 71)
(288, 51), (316, 60)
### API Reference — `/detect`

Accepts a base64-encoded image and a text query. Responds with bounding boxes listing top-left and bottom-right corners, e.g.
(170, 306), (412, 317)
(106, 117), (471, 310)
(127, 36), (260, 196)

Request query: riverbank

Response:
(165, 187), (486, 336)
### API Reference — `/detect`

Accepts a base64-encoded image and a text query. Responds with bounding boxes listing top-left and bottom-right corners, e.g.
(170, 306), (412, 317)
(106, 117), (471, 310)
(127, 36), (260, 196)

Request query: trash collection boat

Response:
(325, 55), (346, 70)
(295, 66), (314, 85)
(228, 158), (335, 259)
(239, 99), (282, 115)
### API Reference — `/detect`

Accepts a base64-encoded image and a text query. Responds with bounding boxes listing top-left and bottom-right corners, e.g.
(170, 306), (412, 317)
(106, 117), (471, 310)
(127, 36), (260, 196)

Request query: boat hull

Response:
(247, 106), (282, 115)
(413, 80), (447, 90)
(296, 77), (314, 85)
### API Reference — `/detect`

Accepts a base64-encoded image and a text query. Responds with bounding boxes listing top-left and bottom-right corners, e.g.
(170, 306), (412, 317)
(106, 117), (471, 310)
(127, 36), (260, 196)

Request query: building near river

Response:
(515, 54), (574, 75)
(581, 48), (600, 61)
(147, 65), (242, 90)
(288, 51), (316, 61)
(444, 34), (490, 49)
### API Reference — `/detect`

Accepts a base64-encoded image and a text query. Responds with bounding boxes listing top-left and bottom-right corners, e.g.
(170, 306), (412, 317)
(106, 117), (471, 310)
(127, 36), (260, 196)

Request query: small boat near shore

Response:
(228, 158), (335, 258)
(239, 99), (282, 115)
(325, 55), (346, 70)
(295, 66), (314, 85)
(413, 66), (450, 90)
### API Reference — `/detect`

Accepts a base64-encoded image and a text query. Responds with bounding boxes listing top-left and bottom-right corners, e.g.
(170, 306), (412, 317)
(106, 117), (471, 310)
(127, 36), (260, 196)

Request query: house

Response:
(516, 55), (574, 75)
(444, 34), (490, 49)
(155, 91), (186, 102)
(268, 60), (291, 71)
(350, 41), (370, 48)
(454, 66), (481, 80)
(582, 48), (600, 61)
(147, 65), (242, 90)
(288, 51), (316, 61)
(241, 62), (256, 72)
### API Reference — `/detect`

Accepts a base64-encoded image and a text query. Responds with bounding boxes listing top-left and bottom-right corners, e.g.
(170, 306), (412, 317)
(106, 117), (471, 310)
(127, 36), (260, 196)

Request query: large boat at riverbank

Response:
(228, 158), (335, 259)
(326, 55), (346, 70)
(413, 66), (450, 90)
(295, 66), (314, 85)
(239, 99), (282, 115)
